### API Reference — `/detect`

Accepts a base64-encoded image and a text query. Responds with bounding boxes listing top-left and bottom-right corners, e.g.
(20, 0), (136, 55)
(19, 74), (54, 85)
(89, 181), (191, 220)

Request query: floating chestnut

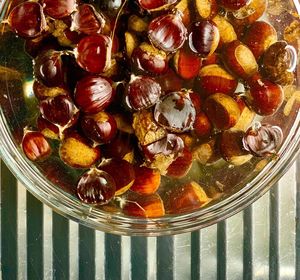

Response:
(195, 0), (218, 20)
(148, 13), (187, 53)
(245, 78), (284, 116)
(40, 95), (78, 127)
(74, 75), (114, 114)
(125, 75), (162, 111)
(154, 91), (196, 133)
(243, 124), (283, 157)
(189, 20), (220, 57)
(41, 0), (77, 19)
(99, 158), (135, 195)
(76, 35), (112, 74)
(131, 43), (168, 76)
(193, 112), (212, 137)
(22, 131), (52, 161)
(218, 0), (250, 11)
(71, 4), (106, 35)
(80, 112), (117, 144)
(34, 50), (66, 87)
(8, 2), (47, 38)
(76, 168), (116, 205)
(37, 115), (60, 140)
(262, 41), (296, 86)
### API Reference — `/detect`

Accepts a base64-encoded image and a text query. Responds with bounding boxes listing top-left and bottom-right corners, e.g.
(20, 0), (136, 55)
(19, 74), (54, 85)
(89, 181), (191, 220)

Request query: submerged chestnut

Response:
(154, 91), (196, 132)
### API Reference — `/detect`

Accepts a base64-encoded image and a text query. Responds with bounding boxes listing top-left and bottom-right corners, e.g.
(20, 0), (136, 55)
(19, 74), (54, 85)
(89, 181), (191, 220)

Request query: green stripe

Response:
(217, 221), (227, 280)
(191, 231), (201, 280)
(79, 226), (95, 280)
(269, 184), (279, 280)
(1, 162), (18, 280)
(27, 192), (43, 280)
(157, 236), (174, 280)
(105, 234), (121, 280)
(53, 212), (69, 280)
(243, 206), (253, 280)
(131, 237), (147, 280)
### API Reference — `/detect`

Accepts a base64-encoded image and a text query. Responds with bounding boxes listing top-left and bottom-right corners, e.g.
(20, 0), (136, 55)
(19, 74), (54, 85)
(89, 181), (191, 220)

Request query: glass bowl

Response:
(0, 0), (299, 236)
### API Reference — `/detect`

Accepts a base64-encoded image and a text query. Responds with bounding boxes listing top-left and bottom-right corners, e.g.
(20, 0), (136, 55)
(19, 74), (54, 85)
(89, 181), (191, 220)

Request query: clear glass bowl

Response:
(0, 0), (299, 236)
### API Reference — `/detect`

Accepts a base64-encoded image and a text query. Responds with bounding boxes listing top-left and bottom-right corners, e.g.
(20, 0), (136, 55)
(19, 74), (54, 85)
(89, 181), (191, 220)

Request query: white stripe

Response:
(147, 237), (157, 280)
(17, 183), (27, 280)
(69, 221), (79, 280)
(95, 231), (105, 280)
(43, 204), (53, 280)
(121, 236), (131, 280)
(174, 233), (191, 280)
(200, 224), (218, 279)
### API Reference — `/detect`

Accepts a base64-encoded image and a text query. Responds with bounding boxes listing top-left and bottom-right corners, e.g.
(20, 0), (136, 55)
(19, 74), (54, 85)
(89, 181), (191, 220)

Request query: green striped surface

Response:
(1, 159), (299, 280)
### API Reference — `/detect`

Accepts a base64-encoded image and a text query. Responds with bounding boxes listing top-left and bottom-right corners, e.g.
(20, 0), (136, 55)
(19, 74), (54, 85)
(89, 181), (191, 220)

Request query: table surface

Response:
(0, 158), (299, 280)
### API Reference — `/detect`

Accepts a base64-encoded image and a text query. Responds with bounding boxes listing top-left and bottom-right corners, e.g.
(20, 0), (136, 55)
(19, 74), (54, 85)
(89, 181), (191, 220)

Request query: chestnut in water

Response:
(148, 13), (187, 53)
(74, 75), (114, 114)
(218, 0), (250, 11)
(76, 168), (116, 205)
(99, 158), (135, 195)
(138, 0), (177, 11)
(243, 124), (283, 157)
(22, 131), (52, 161)
(154, 91), (196, 133)
(125, 75), (162, 111)
(189, 20), (220, 58)
(41, 0), (77, 19)
(8, 2), (47, 38)
(40, 95), (78, 127)
(131, 43), (168, 76)
(76, 34), (112, 74)
(80, 112), (117, 144)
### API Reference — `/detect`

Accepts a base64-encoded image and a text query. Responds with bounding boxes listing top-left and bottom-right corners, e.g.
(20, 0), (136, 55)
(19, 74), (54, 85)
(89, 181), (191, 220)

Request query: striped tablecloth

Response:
(1, 158), (299, 280)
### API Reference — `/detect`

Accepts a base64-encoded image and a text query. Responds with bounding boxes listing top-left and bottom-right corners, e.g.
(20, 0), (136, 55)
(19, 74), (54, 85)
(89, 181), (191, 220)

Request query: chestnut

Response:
(74, 75), (114, 114)
(99, 159), (135, 196)
(22, 131), (52, 161)
(76, 168), (116, 205)
(262, 41), (296, 86)
(70, 4), (106, 35)
(132, 110), (167, 146)
(41, 0), (76, 19)
(125, 75), (162, 111)
(195, 0), (218, 20)
(166, 147), (193, 178)
(154, 91), (196, 133)
(131, 43), (168, 76)
(222, 40), (258, 79)
(188, 20), (220, 58)
(175, 0), (192, 26)
(167, 181), (211, 214)
(243, 124), (283, 157)
(220, 129), (252, 166)
(245, 78), (284, 116)
(198, 64), (238, 96)
(243, 21), (277, 60)
(173, 48), (202, 80)
(59, 132), (101, 168)
(148, 13), (187, 53)
(131, 166), (161, 195)
(192, 137), (221, 164)
(40, 95), (79, 127)
(193, 112), (212, 137)
(189, 91), (202, 113)
(122, 193), (165, 218)
(212, 15), (237, 47)
(34, 50), (66, 87)
(204, 93), (241, 130)
(155, 69), (184, 93)
(141, 134), (184, 174)
(80, 111), (117, 144)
